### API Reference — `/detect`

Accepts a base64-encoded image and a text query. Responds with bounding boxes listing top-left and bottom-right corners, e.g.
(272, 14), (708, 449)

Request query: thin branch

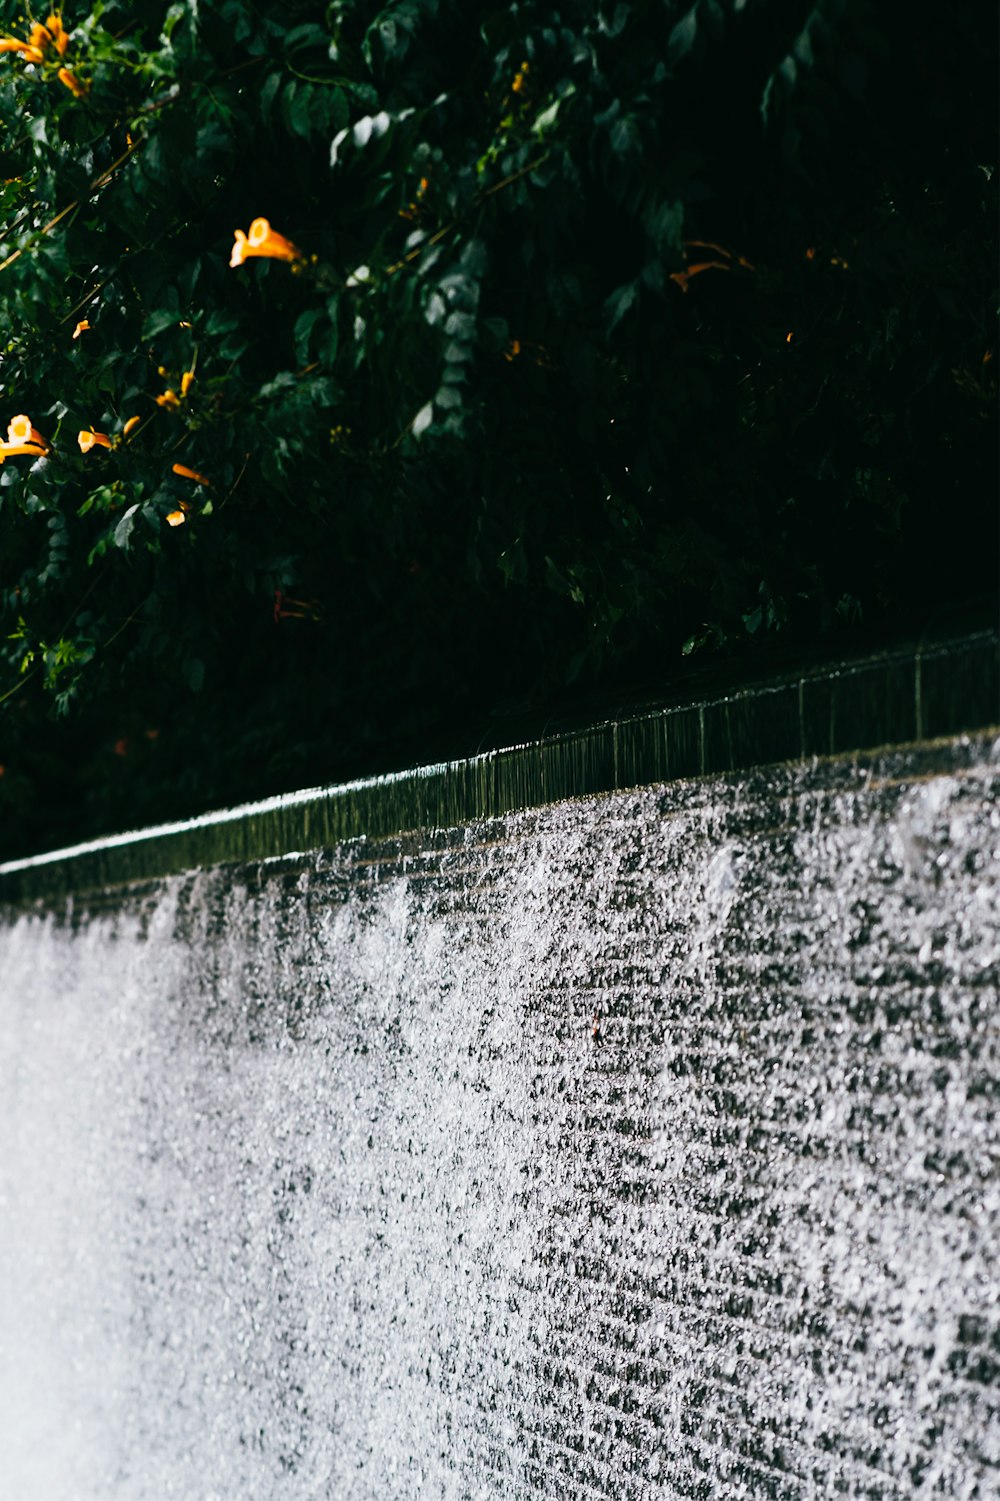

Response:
(61, 279), (106, 326)
(0, 137), (141, 278)
(101, 602), (144, 651)
(385, 152), (550, 276)
(0, 668), (36, 709)
(53, 565), (109, 644)
(482, 152), (550, 200)
(219, 453), (251, 509)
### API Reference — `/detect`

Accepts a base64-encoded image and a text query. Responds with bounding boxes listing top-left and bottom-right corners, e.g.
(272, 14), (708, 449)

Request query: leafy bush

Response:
(0, 0), (994, 854)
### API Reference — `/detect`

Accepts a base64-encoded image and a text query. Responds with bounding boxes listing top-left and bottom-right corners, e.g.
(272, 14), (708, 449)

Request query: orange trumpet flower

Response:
(26, 15), (68, 53)
(669, 239), (755, 294)
(171, 462), (210, 486)
(57, 67), (88, 98)
(0, 38), (45, 62)
(230, 217), (302, 268)
(46, 14), (70, 54)
(7, 414), (49, 450)
(78, 428), (111, 452)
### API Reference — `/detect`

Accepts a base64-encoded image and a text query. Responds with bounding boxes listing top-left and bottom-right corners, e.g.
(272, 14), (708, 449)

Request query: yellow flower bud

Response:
(171, 463), (210, 486)
(57, 67), (88, 99)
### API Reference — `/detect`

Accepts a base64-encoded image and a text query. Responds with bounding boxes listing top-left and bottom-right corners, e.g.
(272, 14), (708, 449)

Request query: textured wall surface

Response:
(1, 736), (998, 1500)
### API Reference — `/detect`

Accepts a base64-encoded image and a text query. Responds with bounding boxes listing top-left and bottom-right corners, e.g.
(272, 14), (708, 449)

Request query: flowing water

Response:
(1, 736), (998, 1499)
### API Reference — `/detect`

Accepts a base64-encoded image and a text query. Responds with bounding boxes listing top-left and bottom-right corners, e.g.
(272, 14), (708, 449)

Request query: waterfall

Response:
(1, 640), (998, 1499)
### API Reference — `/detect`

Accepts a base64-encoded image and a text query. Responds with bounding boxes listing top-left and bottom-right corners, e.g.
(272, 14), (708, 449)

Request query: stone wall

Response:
(1, 735), (998, 1499)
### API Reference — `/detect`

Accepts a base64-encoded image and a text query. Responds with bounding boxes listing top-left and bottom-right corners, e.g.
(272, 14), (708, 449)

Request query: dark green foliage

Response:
(0, 0), (995, 856)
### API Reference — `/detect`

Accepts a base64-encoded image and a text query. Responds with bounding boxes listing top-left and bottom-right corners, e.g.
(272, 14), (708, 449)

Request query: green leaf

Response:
(284, 23), (328, 53)
(282, 81), (315, 141)
(604, 280), (638, 331)
(142, 307), (181, 341)
(113, 504), (139, 551)
(412, 401), (434, 438)
(260, 71), (283, 122)
(533, 84), (574, 137)
(294, 309), (325, 364)
(668, 9), (698, 65)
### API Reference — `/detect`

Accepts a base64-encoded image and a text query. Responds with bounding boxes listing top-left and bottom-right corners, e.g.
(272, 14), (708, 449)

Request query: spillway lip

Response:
(0, 626), (996, 903)
(0, 760), (459, 875)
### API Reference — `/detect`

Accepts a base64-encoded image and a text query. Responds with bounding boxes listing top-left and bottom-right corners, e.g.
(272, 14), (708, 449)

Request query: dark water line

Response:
(1, 627), (996, 904)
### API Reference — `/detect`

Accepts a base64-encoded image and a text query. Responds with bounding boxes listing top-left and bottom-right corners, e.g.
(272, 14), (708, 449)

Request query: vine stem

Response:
(384, 151), (549, 276)
(0, 137), (141, 278)
(0, 670), (35, 709)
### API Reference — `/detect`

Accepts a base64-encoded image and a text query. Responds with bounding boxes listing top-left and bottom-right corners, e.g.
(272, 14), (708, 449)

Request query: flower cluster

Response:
(77, 415), (141, 453)
(0, 12), (68, 63)
(0, 12), (87, 98)
(76, 406), (208, 525)
(165, 466), (210, 526)
(156, 368), (195, 410)
(3, 211), (302, 528)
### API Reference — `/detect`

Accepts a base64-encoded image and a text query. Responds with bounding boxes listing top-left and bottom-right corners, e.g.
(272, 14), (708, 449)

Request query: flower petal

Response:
(229, 230), (249, 268)
(0, 441), (47, 458)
